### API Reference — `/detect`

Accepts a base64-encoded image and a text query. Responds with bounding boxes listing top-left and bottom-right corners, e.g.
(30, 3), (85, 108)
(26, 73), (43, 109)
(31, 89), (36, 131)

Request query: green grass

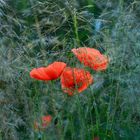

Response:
(0, 0), (140, 140)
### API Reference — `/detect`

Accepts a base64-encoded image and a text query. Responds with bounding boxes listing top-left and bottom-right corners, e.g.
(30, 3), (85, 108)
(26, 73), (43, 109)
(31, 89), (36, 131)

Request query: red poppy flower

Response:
(41, 115), (52, 128)
(34, 115), (52, 130)
(30, 61), (66, 81)
(60, 67), (93, 96)
(72, 47), (108, 71)
(93, 136), (100, 140)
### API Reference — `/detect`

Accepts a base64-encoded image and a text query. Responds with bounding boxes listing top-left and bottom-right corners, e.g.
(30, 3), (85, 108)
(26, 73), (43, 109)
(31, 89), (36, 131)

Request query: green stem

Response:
(29, 0), (44, 48)
(73, 9), (80, 46)
(50, 81), (64, 140)
(89, 87), (100, 137)
(76, 95), (86, 140)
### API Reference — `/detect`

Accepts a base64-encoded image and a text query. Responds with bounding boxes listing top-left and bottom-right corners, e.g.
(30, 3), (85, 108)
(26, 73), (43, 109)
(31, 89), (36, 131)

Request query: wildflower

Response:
(60, 67), (93, 96)
(30, 61), (66, 81)
(41, 115), (52, 128)
(93, 136), (100, 140)
(34, 115), (52, 130)
(72, 47), (108, 71)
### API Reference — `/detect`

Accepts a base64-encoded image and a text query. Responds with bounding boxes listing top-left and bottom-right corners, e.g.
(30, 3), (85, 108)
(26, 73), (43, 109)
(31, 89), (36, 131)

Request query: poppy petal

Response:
(30, 68), (50, 80)
(30, 61), (66, 81)
(36, 67), (51, 80)
(44, 62), (66, 80)
(61, 67), (93, 96)
(72, 47), (108, 71)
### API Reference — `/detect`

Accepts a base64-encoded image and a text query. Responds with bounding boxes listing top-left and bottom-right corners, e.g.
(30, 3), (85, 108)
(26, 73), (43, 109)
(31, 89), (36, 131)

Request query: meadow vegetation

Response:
(0, 0), (140, 139)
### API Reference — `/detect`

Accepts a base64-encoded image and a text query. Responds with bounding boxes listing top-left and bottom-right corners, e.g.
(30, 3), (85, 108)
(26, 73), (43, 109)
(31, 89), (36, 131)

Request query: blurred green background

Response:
(0, 0), (140, 140)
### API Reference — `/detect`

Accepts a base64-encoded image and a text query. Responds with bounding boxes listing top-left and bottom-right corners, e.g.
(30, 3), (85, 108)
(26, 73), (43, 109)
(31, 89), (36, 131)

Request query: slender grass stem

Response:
(73, 9), (80, 46)
(29, 0), (44, 48)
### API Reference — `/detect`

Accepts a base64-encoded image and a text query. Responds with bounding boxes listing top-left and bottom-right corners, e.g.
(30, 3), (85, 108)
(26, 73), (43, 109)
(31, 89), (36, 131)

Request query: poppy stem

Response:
(50, 81), (64, 140)
(89, 87), (100, 136)
(75, 95), (86, 140)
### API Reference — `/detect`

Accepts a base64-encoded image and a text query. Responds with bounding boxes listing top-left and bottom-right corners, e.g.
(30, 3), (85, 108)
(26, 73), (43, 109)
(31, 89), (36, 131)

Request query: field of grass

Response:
(0, 0), (140, 140)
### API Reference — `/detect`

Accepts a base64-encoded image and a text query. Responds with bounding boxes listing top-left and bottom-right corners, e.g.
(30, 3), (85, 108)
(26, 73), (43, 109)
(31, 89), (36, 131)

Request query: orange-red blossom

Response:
(60, 67), (93, 96)
(30, 61), (66, 81)
(72, 47), (108, 71)
(34, 115), (52, 130)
